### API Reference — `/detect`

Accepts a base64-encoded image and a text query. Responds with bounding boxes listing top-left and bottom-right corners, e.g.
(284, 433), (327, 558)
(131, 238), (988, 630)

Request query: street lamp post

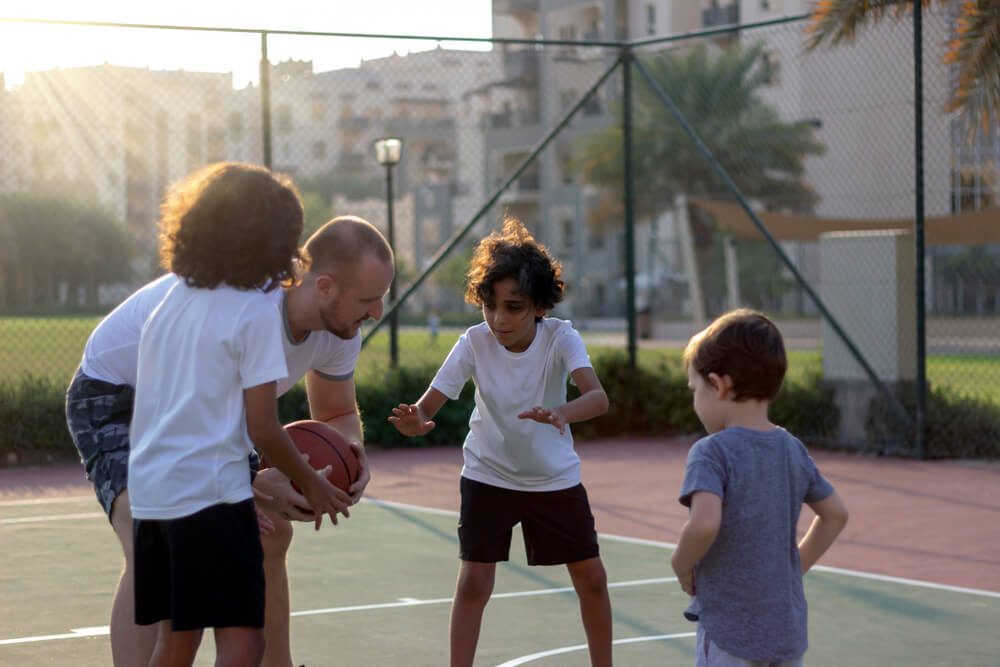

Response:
(373, 137), (403, 368)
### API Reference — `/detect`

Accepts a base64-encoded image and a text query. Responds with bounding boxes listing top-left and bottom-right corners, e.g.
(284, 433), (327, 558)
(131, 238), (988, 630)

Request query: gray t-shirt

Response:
(678, 426), (835, 662)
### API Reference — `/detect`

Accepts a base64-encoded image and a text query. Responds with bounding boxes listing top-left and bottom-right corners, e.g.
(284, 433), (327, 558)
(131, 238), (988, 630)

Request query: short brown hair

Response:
(465, 217), (564, 317)
(158, 162), (304, 291)
(303, 215), (393, 277)
(683, 308), (787, 401)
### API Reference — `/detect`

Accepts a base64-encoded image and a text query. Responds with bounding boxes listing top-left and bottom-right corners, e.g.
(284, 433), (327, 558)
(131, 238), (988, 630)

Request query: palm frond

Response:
(804, 0), (918, 50)
(944, 0), (1000, 134)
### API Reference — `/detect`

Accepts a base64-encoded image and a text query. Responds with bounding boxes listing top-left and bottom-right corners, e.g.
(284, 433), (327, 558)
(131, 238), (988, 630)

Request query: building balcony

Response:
(702, 4), (739, 28)
(503, 48), (540, 81)
(488, 106), (541, 130)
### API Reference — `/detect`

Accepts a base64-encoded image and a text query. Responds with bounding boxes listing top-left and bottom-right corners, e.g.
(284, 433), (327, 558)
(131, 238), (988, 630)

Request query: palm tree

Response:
(805, 0), (1000, 134)
(574, 43), (825, 313)
(575, 42), (825, 229)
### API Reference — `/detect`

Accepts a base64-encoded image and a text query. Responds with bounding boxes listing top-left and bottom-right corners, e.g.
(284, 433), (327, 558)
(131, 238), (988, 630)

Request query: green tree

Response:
(0, 191), (132, 309)
(300, 191), (334, 242)
(575, 43), (825, 314)
(576, 42), (825, 226)
(805, 0), (1000, 134)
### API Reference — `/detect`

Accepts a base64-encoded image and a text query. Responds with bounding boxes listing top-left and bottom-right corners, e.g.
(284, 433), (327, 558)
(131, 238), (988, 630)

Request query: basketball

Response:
(278, 419), (360, 493)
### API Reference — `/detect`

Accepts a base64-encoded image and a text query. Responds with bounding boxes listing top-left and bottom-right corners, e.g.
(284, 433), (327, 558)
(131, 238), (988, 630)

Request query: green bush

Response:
(0, 374), (77, 464)
(770, 371), (840, 443)
(866, 384), (1000, 459)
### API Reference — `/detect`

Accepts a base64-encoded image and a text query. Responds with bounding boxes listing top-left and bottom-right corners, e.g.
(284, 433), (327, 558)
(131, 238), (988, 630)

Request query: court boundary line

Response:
(4, 496), (998, 599)
(495, 632), (697, 667)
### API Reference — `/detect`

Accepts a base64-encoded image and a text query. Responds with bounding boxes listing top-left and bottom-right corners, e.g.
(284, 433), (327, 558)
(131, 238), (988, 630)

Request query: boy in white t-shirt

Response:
(389, 218), (613, 667)
(129, 163), (349, 666)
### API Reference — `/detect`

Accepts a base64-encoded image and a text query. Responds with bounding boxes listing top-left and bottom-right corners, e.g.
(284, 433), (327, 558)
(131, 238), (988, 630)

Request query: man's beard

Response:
(319, 306), (355, 340)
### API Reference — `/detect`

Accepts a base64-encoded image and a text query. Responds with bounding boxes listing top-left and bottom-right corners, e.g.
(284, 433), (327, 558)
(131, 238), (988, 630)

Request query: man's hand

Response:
(348, 442), (371, 503)
(253, 463), (319, 522)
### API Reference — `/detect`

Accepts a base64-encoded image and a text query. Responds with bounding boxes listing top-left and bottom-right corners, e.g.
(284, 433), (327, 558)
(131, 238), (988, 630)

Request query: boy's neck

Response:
(720, 399), (775, 433)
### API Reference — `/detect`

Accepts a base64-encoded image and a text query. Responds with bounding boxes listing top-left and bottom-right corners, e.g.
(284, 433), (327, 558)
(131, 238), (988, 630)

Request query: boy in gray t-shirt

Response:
(672, 309), (849, 666)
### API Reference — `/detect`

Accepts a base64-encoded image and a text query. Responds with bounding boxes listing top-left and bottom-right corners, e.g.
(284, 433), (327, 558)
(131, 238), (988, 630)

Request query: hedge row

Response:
(3, 355), (998, 465)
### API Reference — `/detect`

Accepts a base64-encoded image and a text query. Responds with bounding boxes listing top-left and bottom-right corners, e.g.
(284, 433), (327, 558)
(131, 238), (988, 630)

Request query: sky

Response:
(0, 0), (494, 88)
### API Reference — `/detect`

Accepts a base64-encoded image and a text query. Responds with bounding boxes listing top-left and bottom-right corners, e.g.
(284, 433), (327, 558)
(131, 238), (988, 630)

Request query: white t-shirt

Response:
(129, 282), (289, 520)
(78, 274), (361, 393)
(80, 274), (177, 386)
(431, 318), (592, 492)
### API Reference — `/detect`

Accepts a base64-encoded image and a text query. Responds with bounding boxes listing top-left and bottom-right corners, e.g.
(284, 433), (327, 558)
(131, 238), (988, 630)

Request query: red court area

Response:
(2, 437), (998, 593)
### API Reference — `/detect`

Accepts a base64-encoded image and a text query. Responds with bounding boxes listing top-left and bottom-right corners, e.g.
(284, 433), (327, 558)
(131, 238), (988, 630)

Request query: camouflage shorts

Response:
(65, 368), (135, 519)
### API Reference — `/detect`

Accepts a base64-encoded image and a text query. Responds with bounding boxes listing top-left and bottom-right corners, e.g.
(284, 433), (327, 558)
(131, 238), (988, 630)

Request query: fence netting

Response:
(0, 11), (996, 456)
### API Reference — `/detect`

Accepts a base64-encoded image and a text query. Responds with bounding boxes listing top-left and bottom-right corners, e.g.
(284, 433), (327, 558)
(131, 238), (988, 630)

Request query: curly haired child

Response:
(128, 162), (351, 667)
(389, 217), (613, 667)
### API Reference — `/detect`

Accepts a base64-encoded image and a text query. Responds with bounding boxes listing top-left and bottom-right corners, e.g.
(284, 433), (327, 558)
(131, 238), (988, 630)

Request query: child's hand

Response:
(676, 569), (696, 596)
(300, 473), (353, 531)
(517, 406), (568, 434)
(252, 464), (314, 521)
(388, 403), (436, 436)
(254, 502), (276, 536)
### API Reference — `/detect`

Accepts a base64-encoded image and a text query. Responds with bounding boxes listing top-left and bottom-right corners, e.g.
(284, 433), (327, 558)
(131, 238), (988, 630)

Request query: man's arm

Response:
(670, 490), (722, 595)
(799, 491), (849, 574)
(305, 371), (369, 502)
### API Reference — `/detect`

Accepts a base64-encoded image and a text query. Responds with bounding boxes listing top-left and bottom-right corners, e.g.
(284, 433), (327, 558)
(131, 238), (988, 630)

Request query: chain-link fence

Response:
(1, 6), (997, 457)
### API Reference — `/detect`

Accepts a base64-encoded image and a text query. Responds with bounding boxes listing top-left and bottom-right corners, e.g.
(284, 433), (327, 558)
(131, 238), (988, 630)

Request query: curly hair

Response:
(683, 308), (787, 401)
(158, 162), (305, 291)
(465, 217), (564, 318)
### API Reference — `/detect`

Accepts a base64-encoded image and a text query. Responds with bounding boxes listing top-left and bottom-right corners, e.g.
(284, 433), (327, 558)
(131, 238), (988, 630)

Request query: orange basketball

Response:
(282, 419), (360, 493)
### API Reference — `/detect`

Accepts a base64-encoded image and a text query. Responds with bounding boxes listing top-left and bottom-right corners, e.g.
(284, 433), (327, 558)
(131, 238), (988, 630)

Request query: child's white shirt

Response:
(129, 282), (288, 520)
(79, 273), (361, 392)
(431, 318), (592, 491)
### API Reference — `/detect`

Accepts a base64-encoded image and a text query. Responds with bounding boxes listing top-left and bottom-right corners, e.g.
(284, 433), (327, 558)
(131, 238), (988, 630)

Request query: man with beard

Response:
(65, 216), (394, 667)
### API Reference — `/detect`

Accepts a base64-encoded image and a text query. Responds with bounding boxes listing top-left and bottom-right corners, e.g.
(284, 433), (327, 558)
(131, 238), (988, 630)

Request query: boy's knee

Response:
(457, 566), (495, 602)
(570, 559), (608, 596)
(260, 515), (294, 560)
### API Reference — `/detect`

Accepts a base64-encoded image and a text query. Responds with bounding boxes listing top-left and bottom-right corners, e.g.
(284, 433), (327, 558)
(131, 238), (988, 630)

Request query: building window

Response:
(312, 141), (327, 160)
(562, 219), (574, 252)
(560, 89), (577, 112)
(647, 5), (656, 36)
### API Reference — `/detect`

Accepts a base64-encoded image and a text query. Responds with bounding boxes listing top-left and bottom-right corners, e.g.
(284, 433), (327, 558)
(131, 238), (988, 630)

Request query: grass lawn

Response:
(2, 316), (998, 404)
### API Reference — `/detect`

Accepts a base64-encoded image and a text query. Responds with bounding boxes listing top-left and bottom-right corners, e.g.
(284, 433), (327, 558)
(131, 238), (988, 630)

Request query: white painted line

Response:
(0, 626), (109, 646)
(363, 500), (1000, 599)
(0, 512), (104, 525)
(494, 632), (697, 666)
(361, 496), (459, 517)
(0, 496), (93, 507)
(290, 577), (674, 619)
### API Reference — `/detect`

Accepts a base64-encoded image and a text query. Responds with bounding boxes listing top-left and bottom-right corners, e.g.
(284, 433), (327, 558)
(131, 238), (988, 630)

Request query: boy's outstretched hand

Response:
(518, 406), (567, 434)
(388, 403), (436, 436)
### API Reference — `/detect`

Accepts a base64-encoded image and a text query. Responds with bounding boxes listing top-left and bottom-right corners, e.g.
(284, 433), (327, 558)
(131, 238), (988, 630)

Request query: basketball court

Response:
(2, 437), (998, 666)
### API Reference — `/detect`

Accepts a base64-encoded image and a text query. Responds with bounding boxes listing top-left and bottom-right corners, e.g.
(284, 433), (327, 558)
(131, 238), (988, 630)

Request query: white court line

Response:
(494, 632), (697, 666)
(0, 577), (675, 645)
(0, 496), (93, 507)
(3, 496), (998, 598)
(0, 512), (104, 525)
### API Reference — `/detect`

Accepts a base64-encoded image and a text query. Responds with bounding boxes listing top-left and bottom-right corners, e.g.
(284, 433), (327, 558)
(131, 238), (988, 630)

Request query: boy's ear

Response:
(706, 373), (734, 398)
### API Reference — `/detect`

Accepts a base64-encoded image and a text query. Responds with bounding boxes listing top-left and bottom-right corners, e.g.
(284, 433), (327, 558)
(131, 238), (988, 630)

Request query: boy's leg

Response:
(450, 560), (496, 667)
(521, 483), (609, 666)
(260, 512), (295, 667)
(148, 622), (203, 667)
(109, 490), (158, 666)
(566, 557), (612, 667)
(215, 626), (266, 667)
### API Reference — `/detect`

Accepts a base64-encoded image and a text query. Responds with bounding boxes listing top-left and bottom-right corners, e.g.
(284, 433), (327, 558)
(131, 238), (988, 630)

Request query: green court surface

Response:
(2, 496), (998, 666)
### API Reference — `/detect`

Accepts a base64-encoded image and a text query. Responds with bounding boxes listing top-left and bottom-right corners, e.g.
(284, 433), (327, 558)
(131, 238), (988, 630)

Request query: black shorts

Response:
(65, 368), (134, 517)
(133, 499), (265, 631)
(458, 477), (600, 566)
